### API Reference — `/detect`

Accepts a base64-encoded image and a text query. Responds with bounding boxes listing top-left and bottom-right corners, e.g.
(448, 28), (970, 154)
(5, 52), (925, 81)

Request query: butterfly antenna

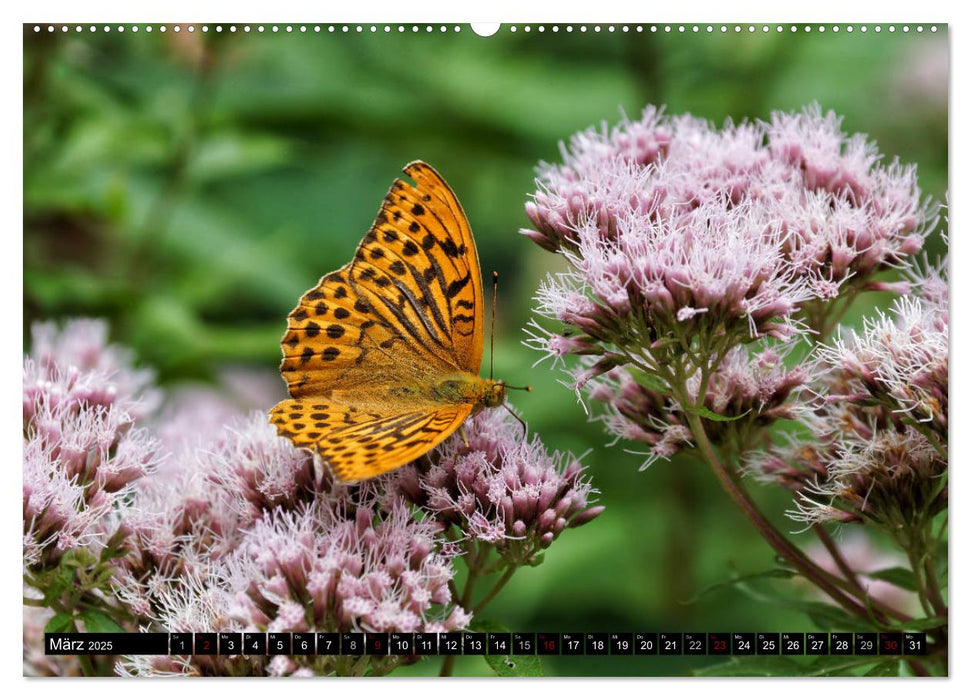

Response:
(490, 270), (498, 380)
(503, 402), (528, 441)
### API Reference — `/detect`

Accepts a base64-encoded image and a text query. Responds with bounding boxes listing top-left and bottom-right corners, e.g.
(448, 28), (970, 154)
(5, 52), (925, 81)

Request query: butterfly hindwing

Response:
(270, 397), (473, 482)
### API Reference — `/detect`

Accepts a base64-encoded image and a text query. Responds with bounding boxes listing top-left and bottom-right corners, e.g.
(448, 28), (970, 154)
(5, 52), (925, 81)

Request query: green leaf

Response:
(864, 659), (902, 676)
(805, 655), (900, 676)
(79, 609), (125, 633)
(903, 615), (947, 632)
(44, 612), (74, 634)
(695, 656), (899, 677)
(866, 567), (917, 591)
(483, 653), (544, 677)
(52, 560), (78, 593)
(799, 601), (877, 631)
(472, 620), (544, 678)
(628, 367), (669, 394)
(470, 619), (503, 633)
(695, 656), (807, 676)
(720, 572), (876, 631)
(685, 405), (751, 422)
(683, 568), (799, 604)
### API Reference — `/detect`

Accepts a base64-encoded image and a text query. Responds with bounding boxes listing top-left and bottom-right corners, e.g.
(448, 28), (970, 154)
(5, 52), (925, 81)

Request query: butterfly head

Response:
(482, 379), (507, 408)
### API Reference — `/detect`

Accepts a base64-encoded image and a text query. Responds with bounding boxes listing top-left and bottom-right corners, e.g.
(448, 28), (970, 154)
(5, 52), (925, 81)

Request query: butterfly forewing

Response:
(372, 161), (484, 373)
(273, 161), (487, 481)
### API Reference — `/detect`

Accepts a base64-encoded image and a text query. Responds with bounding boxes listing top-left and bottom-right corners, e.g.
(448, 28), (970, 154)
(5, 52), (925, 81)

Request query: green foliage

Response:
(78, 610), (125, 634)
(696, 655), (899, 677)
(867, 567), (919, 592)
(684, 405), (751, 422)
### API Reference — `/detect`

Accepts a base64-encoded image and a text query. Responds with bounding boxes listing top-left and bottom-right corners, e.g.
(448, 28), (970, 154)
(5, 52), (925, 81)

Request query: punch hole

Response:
(471, 23), (500, 37)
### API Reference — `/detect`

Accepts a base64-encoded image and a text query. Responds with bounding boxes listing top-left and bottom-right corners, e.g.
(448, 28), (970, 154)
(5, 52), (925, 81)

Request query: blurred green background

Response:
(23, 24), (947, 676)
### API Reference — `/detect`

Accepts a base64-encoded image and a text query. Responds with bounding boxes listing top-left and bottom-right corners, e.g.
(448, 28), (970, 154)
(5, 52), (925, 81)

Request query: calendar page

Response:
(22, 19), (948, 679)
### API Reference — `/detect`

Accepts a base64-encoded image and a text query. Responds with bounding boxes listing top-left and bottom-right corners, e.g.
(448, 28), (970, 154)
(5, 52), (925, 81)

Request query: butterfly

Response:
(270, 161), (516, 482)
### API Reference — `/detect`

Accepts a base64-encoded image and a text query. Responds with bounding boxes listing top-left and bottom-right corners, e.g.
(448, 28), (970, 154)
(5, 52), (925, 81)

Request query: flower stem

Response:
(439, 542), (488, 677)
(474, 565), (518, 616)
(813, 525), (863, 591)
(682, 407), (894, 623)
(812, 526), (913, 623)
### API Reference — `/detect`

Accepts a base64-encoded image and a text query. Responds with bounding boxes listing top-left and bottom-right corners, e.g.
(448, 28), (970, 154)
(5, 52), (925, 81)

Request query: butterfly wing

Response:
(270, 397), (473, 481)
(274, 162), (487, 481)
(279, 161), (485, 399)
(391, 161), (484, 373)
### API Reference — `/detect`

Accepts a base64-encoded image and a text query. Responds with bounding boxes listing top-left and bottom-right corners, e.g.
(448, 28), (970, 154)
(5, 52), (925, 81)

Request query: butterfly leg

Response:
(460, 425), (469, 447)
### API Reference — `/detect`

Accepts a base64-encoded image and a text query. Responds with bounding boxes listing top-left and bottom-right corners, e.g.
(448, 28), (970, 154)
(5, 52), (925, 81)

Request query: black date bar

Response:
(46, 633), (169, 656)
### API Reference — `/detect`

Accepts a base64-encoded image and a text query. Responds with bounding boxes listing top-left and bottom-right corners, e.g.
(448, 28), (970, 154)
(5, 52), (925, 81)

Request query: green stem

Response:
(460, 543), (489, 609)
(813, 287), (861, 341)
(923, 556), (947, 617)
(917, 520), (947, 619)
(439, 542), (488, 677)
(903, 533), (934, 618)
(473, 565), (518, 616)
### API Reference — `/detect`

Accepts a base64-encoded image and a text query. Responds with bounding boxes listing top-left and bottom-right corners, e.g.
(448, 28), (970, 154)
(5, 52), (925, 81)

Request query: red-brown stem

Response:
(683, 409), (890, 622)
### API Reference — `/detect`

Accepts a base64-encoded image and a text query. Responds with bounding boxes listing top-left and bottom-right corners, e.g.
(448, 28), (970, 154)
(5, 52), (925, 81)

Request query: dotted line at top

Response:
(29, 24), (941, 35)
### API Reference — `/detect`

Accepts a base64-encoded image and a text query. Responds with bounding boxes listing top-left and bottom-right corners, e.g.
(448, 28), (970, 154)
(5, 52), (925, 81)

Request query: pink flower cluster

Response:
(526, 104), (929, 299)
(222, 486), (469, 635)
(525, 103), (933, 348)
(24, 319), (604, 677)
(393, 410), (603, 564)
(111, 413), (322, 620)
(23, 320), (160, 569)
(587, 347), (807, 464)
(749, 263), (948, 528)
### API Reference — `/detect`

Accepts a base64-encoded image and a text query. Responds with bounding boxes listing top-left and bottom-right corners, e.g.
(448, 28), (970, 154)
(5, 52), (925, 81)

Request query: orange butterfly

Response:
(270, 161), (514, 482)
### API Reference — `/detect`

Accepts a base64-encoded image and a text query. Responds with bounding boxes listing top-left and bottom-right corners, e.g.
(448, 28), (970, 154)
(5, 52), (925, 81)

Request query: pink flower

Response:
(392, 408), (602, 564)
(525, 104), (933, 344)
(23, 321), (161, 570)
(586, 346), (807, 465)
(748, 260), (947, 529)
(220, 484), (466, 635)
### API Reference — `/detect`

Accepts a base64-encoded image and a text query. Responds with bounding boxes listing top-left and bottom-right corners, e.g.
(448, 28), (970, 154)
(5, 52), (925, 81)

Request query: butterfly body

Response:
(270, 161), (503, 483)
(434, 373), (506, 408)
